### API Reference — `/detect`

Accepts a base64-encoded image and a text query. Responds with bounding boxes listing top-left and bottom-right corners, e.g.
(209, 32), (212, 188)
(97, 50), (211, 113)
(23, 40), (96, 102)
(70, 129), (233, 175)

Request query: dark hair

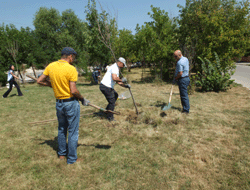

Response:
(9, 65), (14, 70)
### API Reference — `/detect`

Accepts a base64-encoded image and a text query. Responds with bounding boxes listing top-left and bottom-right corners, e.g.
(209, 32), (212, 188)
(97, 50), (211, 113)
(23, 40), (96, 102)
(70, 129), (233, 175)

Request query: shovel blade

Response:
(162, 103), (172, 111)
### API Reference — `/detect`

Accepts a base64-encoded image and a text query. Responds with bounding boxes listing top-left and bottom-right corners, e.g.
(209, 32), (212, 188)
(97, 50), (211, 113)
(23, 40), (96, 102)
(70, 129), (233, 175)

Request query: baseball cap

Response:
(61, 47), (77, 55)
(118, 57), (126, 67)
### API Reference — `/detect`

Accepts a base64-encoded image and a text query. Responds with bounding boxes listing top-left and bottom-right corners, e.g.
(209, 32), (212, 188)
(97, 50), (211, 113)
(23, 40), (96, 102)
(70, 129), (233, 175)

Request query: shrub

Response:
(196, 52), (235, 92)
(0, 69), (7, 86)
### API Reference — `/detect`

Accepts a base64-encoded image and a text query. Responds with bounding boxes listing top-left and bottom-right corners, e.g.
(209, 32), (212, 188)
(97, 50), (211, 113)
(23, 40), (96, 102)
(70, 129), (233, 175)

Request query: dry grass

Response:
(0, 68), (250, 189)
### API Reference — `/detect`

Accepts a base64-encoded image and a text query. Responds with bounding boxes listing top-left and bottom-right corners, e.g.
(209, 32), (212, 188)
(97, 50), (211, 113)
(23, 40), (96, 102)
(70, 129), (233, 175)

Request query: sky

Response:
(0, 0), (186, 33)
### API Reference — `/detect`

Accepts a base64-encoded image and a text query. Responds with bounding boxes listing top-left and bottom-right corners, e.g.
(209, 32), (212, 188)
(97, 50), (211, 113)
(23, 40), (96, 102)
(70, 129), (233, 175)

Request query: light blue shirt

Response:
(7, 70), (14, 81)
(175, 56), (189, 78)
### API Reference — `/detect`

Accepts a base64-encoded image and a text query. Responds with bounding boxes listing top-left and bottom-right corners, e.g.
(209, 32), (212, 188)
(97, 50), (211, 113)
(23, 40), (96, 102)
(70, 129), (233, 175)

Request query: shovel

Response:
(162, 85), (173, 111)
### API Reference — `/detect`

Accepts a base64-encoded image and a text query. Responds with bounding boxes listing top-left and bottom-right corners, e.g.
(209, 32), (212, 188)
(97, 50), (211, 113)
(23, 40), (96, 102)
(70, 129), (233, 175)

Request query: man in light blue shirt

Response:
(174, 50), (190, 114)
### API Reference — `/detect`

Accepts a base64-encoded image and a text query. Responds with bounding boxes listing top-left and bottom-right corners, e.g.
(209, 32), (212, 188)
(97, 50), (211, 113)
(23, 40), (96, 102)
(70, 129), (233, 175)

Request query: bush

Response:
(196, 52), (235, 92)
(0, 70), (7, 87)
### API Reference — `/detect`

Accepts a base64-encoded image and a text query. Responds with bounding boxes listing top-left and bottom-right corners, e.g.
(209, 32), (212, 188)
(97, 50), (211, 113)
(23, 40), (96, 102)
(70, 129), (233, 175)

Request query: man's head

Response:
(117, 57), (126, 68)
(61, 47), (77, 64)
(173, 50), (182, 61)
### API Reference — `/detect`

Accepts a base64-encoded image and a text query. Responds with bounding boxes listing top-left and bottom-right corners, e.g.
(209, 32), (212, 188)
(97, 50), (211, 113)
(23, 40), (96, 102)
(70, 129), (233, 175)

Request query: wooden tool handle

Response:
(26, 74), (37, 81)
(168, 85), (173, 104)
(88, 103), (120, 115)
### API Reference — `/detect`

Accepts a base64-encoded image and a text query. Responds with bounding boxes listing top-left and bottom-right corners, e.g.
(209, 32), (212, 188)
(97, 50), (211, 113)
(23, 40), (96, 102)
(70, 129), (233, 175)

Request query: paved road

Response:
(231, 63), (250, 90)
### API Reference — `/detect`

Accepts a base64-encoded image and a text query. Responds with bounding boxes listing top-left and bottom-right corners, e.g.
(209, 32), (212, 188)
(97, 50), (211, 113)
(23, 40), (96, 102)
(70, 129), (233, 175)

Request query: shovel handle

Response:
(168, 85), (173, 104)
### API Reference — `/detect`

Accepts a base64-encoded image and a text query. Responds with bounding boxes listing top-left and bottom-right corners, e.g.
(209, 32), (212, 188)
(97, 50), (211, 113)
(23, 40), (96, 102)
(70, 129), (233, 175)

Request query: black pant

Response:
(99, 83), (118, 120)
(3, 78), (23, 97)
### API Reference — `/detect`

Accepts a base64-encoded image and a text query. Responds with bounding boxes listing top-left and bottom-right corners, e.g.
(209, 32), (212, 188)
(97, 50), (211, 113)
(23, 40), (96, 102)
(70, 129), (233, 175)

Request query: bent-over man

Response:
(99, 57), (130, 121)
(37, 47), (89, 164)
(173, 50), (190, 114)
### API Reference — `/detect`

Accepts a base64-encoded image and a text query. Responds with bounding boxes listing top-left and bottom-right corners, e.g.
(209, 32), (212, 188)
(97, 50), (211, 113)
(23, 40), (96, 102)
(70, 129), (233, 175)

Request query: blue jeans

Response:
(177, 77), (190, 113)
(56, 99), (80, 164)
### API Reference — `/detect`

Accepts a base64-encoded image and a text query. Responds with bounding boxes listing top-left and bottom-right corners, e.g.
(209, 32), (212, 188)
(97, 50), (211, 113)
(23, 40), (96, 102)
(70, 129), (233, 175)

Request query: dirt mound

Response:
(126, 111), (139, 124)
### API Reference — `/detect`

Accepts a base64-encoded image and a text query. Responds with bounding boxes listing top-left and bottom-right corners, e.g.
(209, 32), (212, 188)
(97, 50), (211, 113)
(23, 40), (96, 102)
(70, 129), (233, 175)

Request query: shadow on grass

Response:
(78, 144), (111, 149)
(154, 101), (166, 109)
(39, 137), (58, 152)
(38, 136), (111, 152)
(93, 111), (107, 120)
(171, 106), (182, 111)
(4, 94), (18, 98)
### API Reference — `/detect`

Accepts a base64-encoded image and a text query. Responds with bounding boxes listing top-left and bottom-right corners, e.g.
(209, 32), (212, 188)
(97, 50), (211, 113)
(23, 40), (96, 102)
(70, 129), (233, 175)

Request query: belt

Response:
(56, 97), (77, 103)
(180, 76), (189, 79)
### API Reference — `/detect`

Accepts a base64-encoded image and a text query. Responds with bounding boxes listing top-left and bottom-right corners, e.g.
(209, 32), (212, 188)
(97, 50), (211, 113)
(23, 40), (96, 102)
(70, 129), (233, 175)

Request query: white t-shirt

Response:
(101, 63), (119, 89)
(7, 70), (14, 81)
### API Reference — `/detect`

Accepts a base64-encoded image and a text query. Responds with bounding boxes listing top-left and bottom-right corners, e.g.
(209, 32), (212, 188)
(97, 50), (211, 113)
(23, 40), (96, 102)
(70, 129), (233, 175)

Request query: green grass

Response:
(0, 68), (250, 189)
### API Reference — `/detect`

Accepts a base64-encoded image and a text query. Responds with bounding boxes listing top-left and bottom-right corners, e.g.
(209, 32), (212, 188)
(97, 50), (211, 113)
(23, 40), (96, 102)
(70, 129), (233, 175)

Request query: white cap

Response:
(118, 57), (126, 67)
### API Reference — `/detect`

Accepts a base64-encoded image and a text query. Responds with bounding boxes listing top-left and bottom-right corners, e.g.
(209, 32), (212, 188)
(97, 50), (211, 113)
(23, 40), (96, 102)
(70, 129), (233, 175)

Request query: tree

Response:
(114, 29), (136, 70)
(33, 7), (90, 70)
(33, 7), (63, 64)
(85, 0), (116, 66)
(177, 0), (250, 72)
(135, 6), (178, 80)
(61, 9), (90, 70)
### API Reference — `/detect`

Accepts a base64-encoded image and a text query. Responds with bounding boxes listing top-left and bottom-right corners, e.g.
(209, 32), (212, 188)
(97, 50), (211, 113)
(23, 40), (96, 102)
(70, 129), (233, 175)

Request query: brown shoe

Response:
(75, 158), (83, 162)
(59, 155), (66, 160)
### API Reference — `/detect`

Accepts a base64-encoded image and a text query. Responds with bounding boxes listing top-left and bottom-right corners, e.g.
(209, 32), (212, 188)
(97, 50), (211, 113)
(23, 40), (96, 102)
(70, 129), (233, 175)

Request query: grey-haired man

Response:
(99, 57), (130, 121)
(173, 50), (190, 114)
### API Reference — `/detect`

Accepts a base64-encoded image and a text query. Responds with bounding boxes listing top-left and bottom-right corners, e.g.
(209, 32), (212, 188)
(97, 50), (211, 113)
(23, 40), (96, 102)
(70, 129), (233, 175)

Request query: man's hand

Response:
(37, 74), (52, 87)
(172, 79), (176, 85)
(124, 84), (131, 88)
(121, 77), (127, 83)
(80, 98), (90, 106)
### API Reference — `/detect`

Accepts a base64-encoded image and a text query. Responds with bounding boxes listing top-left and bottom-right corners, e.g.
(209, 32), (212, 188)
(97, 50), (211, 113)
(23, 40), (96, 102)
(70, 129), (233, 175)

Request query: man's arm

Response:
(112, 73), (123, 83)
(175, 71), (183, 80)
(69, 81), (83, 100)
(37, 74), (52, 87)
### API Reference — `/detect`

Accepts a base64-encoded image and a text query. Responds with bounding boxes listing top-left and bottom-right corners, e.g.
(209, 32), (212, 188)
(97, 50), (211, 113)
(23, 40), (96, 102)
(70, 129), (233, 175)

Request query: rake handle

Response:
(119, 70), (138, 115)
(129, 88), (139, 115)
(88, 103), (120, 115)
(26, 74), (37, 81)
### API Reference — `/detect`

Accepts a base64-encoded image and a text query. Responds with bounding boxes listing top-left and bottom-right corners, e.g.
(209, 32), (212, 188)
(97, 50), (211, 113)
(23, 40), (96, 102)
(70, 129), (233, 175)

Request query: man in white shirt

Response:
(99, 57), (130, 121)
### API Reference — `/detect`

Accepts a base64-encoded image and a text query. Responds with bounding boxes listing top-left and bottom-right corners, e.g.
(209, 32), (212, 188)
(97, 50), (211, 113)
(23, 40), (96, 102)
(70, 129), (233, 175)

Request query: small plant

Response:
(196, 52), (235, 92)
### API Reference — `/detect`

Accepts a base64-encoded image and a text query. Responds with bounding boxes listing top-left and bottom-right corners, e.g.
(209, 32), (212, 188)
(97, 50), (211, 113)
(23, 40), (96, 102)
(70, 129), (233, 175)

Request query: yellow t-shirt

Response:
(43, 60), (78, 99)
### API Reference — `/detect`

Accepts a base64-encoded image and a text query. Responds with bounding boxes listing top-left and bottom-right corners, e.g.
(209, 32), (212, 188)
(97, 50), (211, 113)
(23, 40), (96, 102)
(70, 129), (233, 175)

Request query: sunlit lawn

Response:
(0, 68), (250, 189)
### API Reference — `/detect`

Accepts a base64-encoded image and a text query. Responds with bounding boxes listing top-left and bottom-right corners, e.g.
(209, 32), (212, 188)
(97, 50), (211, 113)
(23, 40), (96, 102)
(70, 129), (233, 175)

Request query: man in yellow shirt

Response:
(37, 47), (89, 164)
